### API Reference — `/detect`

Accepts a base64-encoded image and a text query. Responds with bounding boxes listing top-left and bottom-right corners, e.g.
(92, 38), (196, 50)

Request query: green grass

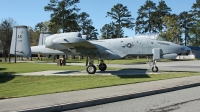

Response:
(0, 62), (86, 74)
(0, 72), (199, 99)
(0, 59), (151, 74)
(0, 59), (198, 99)
(0, 62), (120, 74)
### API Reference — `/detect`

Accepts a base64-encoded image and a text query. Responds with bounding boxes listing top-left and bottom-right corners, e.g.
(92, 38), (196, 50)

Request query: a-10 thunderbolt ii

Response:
(9, 26), (86, 60)
(31, 32), (89, 58)
(31, 31), (74, 58)
(44, 32), (190, 74)
(9, 26), (75, 60)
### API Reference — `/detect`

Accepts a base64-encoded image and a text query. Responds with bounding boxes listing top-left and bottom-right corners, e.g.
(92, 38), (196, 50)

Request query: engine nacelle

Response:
(162, 53), (177, 59)
(45, 32), (82, 50)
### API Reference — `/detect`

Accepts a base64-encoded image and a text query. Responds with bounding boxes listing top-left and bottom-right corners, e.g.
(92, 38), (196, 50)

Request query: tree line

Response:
(1, 0), (200, 62)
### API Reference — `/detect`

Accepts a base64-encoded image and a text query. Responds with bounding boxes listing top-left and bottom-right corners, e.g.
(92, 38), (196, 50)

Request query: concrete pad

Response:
(18, 60), (200, 76)
(15, 60), (200, 72)
(19, 69), (163, 76)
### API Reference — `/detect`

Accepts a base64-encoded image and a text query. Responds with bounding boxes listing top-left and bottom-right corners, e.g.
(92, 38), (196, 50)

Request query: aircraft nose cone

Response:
(180, 46), (191, 55)
(184, 46), (191, 51)
(184, 46), (191, 55)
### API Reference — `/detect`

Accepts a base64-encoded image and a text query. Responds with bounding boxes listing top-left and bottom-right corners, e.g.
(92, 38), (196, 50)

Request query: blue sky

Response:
(0, 0), (197, 37)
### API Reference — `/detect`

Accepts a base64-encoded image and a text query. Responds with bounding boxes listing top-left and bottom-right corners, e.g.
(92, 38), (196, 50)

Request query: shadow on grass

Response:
(96, 68), (151, 78)
(0, 75), (15, 83)
(33, 68), (151, 78)
(117, 75), (151, 78)
(53, 70), (81, 74)
(0, 68), (7, 71)
(120, 68), (148, 70)
(0, 68), (16, 83)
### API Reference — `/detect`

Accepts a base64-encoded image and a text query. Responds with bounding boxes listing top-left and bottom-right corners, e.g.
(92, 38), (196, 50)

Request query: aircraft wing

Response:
(53, 37), (97, 49)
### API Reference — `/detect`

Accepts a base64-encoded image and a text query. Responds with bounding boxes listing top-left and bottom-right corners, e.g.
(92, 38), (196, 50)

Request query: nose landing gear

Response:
(148, 56), (159, 72)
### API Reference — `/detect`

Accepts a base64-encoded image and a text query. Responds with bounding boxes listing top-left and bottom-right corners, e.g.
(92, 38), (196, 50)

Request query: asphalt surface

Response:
(1, 60), (200, 112)
(67, 86), (200, 112)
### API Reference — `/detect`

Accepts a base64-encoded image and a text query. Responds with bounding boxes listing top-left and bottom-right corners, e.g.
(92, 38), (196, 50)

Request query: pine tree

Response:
(135, 0), (157, 34)
(107, 3), (134, 38)
(44, 0), (80, 32)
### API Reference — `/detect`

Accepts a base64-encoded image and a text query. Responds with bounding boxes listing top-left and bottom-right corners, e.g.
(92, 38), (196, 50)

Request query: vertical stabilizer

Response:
(38, 31), (52, 45)
(82, 35), (88, 40)
(10, 25), (31, 58)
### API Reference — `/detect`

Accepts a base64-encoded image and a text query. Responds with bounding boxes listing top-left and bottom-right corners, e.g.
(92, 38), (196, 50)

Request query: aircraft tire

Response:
(152, 66), (158, 72)
(98, 63), (107, 71)
(87, 64), (96, 74)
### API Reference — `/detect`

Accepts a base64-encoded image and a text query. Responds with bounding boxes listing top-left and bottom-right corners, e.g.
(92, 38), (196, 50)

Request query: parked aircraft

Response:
(44, 32), (190, 74)
(10, 27), (189, 74)
(31, 32), (92, 57)
(31, 31), (74, 57)
(10, 26), (75, 60)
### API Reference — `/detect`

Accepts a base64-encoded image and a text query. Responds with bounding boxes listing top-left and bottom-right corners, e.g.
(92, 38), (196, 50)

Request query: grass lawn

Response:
(0, 72), (200, 99)
(0, 62), (87, 74)
(0, 60), (199, 99)
(0, 59), (151, 74)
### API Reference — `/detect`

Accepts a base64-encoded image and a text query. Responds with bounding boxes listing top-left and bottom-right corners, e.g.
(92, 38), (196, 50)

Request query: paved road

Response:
(66, 86), (200, 112)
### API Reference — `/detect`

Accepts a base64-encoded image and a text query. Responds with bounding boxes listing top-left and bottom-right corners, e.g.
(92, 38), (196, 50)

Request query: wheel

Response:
(86, 64), (96, 74)
(152, 66), (158, 72)
(98, 63), (107, 71)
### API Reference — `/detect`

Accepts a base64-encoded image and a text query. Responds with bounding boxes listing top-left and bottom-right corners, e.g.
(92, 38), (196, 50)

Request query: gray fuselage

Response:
(74, 38), (185, 59)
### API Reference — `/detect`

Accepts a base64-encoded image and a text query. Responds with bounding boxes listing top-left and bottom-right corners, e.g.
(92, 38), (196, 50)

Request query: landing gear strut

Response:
(148, 56), (159, 72)
(151, 60), (158, 72)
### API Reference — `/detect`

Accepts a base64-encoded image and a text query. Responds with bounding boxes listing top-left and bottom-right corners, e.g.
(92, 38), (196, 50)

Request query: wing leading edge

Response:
(53, 36), (122, 59)
(53, 37), (97, 49)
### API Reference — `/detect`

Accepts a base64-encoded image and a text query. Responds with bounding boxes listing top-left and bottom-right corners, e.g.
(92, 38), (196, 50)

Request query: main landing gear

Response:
(87, 64), (96, 74)
(98, 59), (107, 71)
(148, 56), (159, 72)
(86, 58), (107, 74)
